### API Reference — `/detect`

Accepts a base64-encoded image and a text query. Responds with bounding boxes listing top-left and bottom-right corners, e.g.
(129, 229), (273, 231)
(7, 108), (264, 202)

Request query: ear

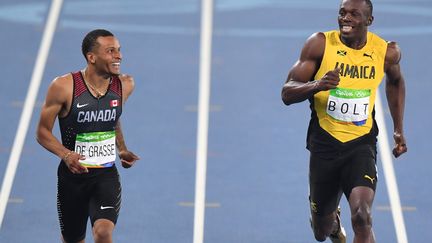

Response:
(87, 52), (96, 64)
(367, 16), (374, 26)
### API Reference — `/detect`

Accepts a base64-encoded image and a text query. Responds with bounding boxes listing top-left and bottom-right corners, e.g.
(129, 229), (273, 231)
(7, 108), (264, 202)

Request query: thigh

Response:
(341, 144), (378, 199)
(89, 167), (122, 226)
(309, 153), (343, 216)
(57, 176), (89, 243)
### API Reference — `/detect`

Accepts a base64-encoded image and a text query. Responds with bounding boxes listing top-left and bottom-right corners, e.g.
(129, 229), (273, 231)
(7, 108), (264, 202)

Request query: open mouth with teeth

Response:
(110, 62), (121, 74)
(340, 25), (353, 34)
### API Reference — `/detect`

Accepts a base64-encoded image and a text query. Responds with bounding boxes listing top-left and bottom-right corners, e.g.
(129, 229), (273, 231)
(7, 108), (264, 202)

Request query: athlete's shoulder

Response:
(118, 74), (135, 90)
(385, 41), (402, 65)
(54, 72), (73, 82)
(306, 32), (326, 44)
(118, 74), (135, 100)
(45, 73), (73, 105)
(118, 74), (135, 85)
(301, 32), (327, 60)
(50, 73), (73, 92)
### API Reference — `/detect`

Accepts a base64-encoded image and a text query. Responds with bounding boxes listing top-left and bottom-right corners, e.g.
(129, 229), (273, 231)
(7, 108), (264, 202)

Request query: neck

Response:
(82, 68), (111, 98)
(83, 68), (111, 88)
(340, 32), (368, 50)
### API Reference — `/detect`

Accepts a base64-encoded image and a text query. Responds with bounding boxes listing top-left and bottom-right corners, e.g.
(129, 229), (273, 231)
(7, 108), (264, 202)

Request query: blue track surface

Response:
(0, 0), (431, 242)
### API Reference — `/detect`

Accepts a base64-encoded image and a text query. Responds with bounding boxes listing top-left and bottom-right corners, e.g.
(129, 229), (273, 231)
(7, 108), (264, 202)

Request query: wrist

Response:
(62, 150), (73, 161)
(393, 131), (403, 137)
(309, 80), (319, 92)
(117, 145), (128, 154)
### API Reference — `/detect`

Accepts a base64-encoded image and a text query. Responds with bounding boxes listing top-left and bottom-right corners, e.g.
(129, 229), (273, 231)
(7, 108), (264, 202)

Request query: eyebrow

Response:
(105, 45), (121, 50)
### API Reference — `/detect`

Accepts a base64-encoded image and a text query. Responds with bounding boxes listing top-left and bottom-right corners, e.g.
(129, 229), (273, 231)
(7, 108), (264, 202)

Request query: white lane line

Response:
(193, 0), (214, 242)
(178, 202), (221, 208)
(0, 0), (63, 229)
(184, 104), (222, 112)
(375, 92), (408, 243)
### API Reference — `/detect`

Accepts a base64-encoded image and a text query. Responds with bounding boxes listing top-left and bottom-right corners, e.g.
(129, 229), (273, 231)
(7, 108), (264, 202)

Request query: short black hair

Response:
(341, 0), (373, 16)
(365, 0), (373, 16)
(81, 29), (114, 61)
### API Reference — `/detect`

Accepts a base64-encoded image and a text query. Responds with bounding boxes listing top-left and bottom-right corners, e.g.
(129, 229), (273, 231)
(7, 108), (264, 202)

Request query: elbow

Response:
(281, 90), (293, 106)
(282, 98), (292, 106)
(35, 128), (45, 146)
(36, 132), (42, 146)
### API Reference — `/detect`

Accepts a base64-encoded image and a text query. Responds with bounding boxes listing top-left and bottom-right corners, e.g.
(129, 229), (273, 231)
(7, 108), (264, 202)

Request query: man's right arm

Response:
(36, 75), (88, 173)
(36, 76), (70, 158)
(281, 32), (339, 105)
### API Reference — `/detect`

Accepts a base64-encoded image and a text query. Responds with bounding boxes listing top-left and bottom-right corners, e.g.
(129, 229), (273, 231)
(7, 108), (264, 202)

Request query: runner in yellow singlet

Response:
(281, 0), (407, 242)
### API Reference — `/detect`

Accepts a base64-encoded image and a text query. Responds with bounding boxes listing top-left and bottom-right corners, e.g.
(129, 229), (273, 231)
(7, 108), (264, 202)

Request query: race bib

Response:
(326, 88), (371, 126)
(75, 131), (116, 168)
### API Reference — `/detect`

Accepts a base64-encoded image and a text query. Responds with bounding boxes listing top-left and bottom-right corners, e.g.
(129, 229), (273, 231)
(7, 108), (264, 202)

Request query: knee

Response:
(351, 204), (372, 230)
(93, 224), (113, 241)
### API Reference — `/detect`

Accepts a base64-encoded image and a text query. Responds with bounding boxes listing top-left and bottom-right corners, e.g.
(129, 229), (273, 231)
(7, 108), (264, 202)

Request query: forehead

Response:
(340, 0), (368, 12)
(95, 36), (120, 48)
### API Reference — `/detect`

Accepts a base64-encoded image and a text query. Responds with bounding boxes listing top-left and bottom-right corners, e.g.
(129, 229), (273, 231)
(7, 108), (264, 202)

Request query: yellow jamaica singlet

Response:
(313, 30), (388, 143)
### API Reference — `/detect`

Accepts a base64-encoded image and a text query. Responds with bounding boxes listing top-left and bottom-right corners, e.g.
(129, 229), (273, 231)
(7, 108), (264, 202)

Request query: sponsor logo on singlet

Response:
(77, 109), (117, 123)
(364, 175), (376, 184)
(363, 52), (374, 60)
(77, 103), (88, 108)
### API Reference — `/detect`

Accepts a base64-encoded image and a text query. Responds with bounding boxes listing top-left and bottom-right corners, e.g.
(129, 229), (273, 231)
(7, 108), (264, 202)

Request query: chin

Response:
(110, 70), (121, 76)
(339, 30), (354, 38)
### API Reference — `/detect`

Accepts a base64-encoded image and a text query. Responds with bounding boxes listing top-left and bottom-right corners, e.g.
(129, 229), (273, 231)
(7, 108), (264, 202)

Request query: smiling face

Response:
(87, 36), (122, 77)
(338, 0), (373, 48)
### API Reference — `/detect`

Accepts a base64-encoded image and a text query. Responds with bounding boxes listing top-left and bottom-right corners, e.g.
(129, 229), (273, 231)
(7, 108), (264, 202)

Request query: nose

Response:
(341, 13), (352, 22)
(114, 50), (122, 60)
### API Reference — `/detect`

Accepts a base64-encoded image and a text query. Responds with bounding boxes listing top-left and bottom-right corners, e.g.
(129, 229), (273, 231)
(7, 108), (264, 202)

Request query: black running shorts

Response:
(308, 144), (377, 216)
(57, 165), (122, 242)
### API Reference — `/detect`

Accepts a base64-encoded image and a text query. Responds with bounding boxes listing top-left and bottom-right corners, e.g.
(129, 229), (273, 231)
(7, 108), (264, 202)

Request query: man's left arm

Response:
(116, 74), (140, 168)
(384, 41), (408, 158)
(116, 120), (139, 168)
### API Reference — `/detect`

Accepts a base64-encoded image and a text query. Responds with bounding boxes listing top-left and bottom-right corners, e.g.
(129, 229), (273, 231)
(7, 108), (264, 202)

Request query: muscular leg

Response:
(349, 186), (375, 243)
(308, 151), (343, 242)
(89, 167), (121, 243)
(93, 219), (115, 243)
(311, 210), (340, 241)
